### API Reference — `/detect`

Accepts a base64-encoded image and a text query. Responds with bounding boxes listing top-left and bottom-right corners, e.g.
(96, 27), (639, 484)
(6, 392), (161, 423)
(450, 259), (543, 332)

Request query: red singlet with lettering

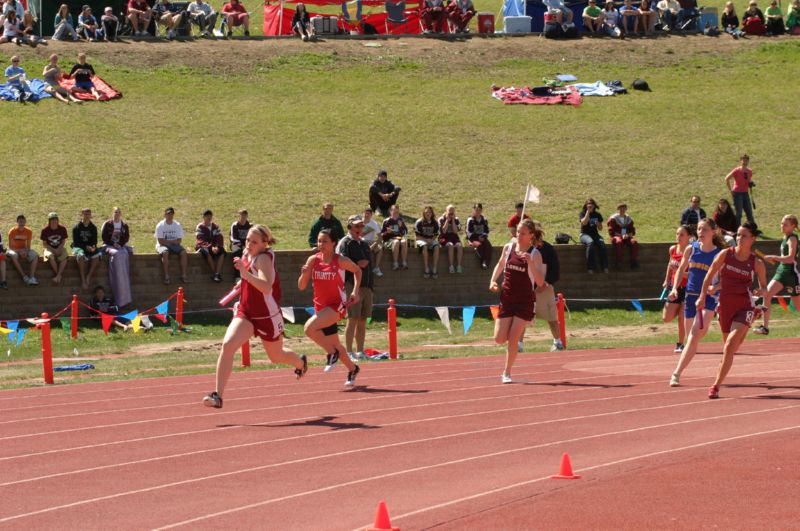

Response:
(717, 248), (757, 333)
(312, 252), (347, 316)
(236, 250), (284, 341)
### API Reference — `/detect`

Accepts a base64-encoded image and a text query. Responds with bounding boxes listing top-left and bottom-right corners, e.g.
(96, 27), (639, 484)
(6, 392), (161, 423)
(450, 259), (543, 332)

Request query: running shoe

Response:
(203, 391), (223, 408)
(670, 373), (680, 387)
(708, 384), (719, 399)
(295, 354), (308, 380)
(373, 267), (383, 277)
(674, 343), (684, 353)
(753, 325), (769, 335)
(517, 341), (524, 353)
(550, 340), (565, 352)
(501, 373), (513, 384)
(324, 350), (340, 372)
(28, 276), (39, 285)
(345, 364), (360, 386)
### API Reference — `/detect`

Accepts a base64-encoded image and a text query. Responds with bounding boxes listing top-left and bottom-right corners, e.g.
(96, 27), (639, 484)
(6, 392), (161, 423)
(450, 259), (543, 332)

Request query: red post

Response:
(557, 293), (567, 349)
(176, 287), (184, 328)
(387, 298), (398, 360)
(71, 294), (79, 339)
(242, 341), (251, 367)
(39, 313), (54, 385)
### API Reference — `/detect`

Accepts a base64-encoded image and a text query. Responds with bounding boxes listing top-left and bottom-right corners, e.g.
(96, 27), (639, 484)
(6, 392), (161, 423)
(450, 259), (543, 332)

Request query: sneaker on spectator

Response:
(392, 262), (399, 271)
(0, 281), (7, 290)
(28, 276), (39, 285)
(345, 364), (360, 386)
(356, 351), (366, 360)
(674, 343), (684, 353)
(402, 261), (408, 269)
(373, 266), (383, 277)
(550, 340), (565, 352)
(423, 270), (431, 279)
(324, 349), (340, 372)
(432, 272), (439, 279)
(244, 30), (250, 37)
(167, 29), (175, 40)
(456, 265), (463, 273)
(501, 373), (512, 384)
(449, 265), (455, 274)
(203, 391), (223, 408)
(227, 30), (233, 38)
(670, 373), (680, 387)
(22, 275), (30, 285)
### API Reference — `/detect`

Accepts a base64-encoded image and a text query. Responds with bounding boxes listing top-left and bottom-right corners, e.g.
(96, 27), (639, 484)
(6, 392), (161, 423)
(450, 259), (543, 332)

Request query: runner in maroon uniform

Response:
(489, 219), (546, 384)
(697, 222), (766, 399)
(203, 225), (307, 409)
(298, 229), (363, 386)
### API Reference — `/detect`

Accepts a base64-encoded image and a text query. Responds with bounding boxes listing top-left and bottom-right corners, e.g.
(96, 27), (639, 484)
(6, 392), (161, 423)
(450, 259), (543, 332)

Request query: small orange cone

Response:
(367, 501), (400, 531)
(550, 452), (581, 479)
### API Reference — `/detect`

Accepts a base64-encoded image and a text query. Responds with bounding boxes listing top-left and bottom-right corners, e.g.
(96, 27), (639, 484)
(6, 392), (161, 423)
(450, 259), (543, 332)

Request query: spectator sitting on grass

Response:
(447, 0), (476, 33)
(788, 0), (800, 31)
(506, 202), (530, 239)
(601, 0), (623, 37)
(40, 212), (69, 285)
(676, 0), (699, 28)
(196, 209), (226, 283)
(765, 0), (785, 33)
(680, 195), (706, 236)
(579, 198), (608, 274)
(4, 56), (33, 101)
(439, 204), (464, 273)
(188, 0), (217, 37)
(362, 207), (384, 277)
(466, 203), (492, 270)
(619, 0), (639, 35)
(382, 204), (409, 271)
(721, 1), (745, 37)
(43, 54), (82, 104)
(308, 202), (344, 248)
(368, 170), (401, 218)
(7, 214), (38, 286)
(127, 0), (152, 37)
(421, 0), (447, 33)
(90, 285), (130, 331)
(582, 0), (604, 35)
(414, 205), (441, 279)
(221, 0), (250, 37)
(544, 0), (574, 25)
(607, 203), (639, 269)
(53, 4), (79, 40)
(101, 7), (119, 41)
(291, 2), (314, 40)
(742, 0), (766, 34)
(656, 0), (679, 29)
(713, 198), (738, 245)
(229, 208), (251, 279)
(72, 208), (103, 290)
(155, 206), (188, 285)
(68, 53), (101, 101)
(154, 0), (185, 40)
(639, 0), (658, 34)
(101, 207), (133, 308)
(77, 5), (100, 41)
(0, 230), (7, 290)
(1, 0), (22, 17)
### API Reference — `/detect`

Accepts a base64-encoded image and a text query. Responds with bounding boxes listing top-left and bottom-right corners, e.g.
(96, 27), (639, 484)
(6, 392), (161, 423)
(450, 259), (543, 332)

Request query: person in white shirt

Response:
(154, 206), (188, 284)
(187, 0), (217, 36)
(602, 0), (623, 37)
(361, 207), (384, 277)
(656, 0), (679, 29)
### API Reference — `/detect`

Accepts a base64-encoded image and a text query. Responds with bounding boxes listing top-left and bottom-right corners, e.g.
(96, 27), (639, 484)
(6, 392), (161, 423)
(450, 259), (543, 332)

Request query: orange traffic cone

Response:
(367, 500), (400, 531)
(550, 452), (581, 479)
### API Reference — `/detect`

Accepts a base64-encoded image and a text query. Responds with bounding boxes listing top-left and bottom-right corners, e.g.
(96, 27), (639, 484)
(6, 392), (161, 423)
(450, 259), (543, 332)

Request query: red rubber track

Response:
(1, 338), (799, 529)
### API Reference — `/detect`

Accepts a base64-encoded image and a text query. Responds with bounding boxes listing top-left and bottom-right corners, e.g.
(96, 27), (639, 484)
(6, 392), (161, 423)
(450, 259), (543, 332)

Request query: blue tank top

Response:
(686, 241), (723, 295)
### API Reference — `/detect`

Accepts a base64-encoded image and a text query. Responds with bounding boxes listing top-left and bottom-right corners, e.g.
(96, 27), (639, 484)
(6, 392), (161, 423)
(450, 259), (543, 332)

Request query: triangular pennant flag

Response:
(60, 318), (72, 337)
(489, 305), (500, 320)
(155, 301), (169, 323)
(462, 306), (476, 336)
(15, 328), (26, 346)
(435, 306), (452, 334)
(101, 313), (114, 335)
(524, 184), (541, 204)
(6, 320), (18, 343)
(0, 327), (12, 335)
(131, 315), (142, 333)
(281, 307), (296, 323)
(120, 310), (139, 322)
(305, 307), (316, 316)
(630, 299), (644, 316)
(169, 316), (179, 333)
(777, 296), (791, 313)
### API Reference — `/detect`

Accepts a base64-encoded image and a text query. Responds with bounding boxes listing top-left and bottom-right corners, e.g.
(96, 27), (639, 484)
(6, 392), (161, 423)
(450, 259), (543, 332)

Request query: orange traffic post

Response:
(557, 293), (567, 349)
(550, 452), (581, 479)
(387, 299), (398, 360)
(367, 500), (400, 531)
(71, 294), (79, 339)
(176, 287), (185, 328)
(39, 313), (54, 385)
(242, 341), (251, 367)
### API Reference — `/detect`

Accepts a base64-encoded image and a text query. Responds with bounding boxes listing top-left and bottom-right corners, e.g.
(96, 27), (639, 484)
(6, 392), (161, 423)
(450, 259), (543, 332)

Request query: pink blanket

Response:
(491, 85), (582, 106)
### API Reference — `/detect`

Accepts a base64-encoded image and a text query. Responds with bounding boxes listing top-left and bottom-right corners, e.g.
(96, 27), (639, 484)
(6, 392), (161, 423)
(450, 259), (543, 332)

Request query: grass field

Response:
(0, 33), (798, 250)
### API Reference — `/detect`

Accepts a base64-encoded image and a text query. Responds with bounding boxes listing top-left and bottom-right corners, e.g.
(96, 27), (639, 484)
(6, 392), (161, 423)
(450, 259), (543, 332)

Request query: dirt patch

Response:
(24, 33), (776, 75)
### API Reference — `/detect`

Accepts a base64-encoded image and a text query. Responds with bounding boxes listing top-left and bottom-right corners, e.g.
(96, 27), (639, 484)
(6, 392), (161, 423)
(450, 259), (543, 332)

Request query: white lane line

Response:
(2, 390), (797, 524)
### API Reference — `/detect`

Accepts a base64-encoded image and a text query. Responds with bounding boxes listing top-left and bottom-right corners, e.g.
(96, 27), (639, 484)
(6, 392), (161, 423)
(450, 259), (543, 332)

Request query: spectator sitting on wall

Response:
(639, 0), (658, 34)
(221, 0), (250, 37)
(368, 170), (401, 218)
(77, 5), (100, 41)
(308, 202), (345, 248)
(381, 204), (409, 271)
(53, 4), (79, 40)
(680, 195), (706, 236)
(101, 6), (119, 41)
(155, 206), (188, 285)
(579, 198), (609, 274)
(507, 202), (531, 239)
(619, 0), (640, 35)
(656, 0), (679, 29)
(127, 0), (153, 37)
(41, 212), (69, 285)
(72, 208), (103, 290)
(713, 198), (738, 246)
(439, 204), (464, 273)
(607, 203), (639, 269)
(188, 0), (217, 37)
(447, 0), (475, 33)
(414, 205), (440, 279)
(196, 209), (226, 282)
(601, 0), (623, 37)
(466, 203), (492, 270)
(362, 207), (384, 277)
(7, 214), (38, 285)
(582, 0), (604, 34)
(90, 285), (130, 331)
(229, 208), (252, 279)
(101, 207), (133, 308)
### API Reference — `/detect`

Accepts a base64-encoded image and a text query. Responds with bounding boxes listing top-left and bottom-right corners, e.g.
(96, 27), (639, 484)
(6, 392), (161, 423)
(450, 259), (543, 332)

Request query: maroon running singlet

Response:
(235, 249), (284, 341)
(498, 243), (538, 321)
(717, 248), (757, 334)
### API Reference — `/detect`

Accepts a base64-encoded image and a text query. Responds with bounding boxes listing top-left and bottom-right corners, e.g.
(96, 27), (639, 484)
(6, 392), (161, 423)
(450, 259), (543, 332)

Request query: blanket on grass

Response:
(491, 85), (582, 106)
(58, 75), (122, 101)
(0, 79), (51, 102)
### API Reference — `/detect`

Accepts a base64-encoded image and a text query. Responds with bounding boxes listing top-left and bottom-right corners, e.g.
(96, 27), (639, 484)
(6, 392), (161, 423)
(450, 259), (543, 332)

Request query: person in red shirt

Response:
(40, 212), (69, 285)
(221, 0), (250, 37)
(127, 0), (153, 37)
(724, 153), (756, 226)
(506, 202), (531, 239)
(195, 209), (226, 282)
(607, 203), (639, 269)
(298, 229), (363, 386)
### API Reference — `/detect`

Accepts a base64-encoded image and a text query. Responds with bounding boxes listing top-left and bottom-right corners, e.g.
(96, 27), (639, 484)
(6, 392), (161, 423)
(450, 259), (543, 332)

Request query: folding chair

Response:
(384, 0), (411, 33)
(341, 0), (363, 33)
(216, 10), (253, 36)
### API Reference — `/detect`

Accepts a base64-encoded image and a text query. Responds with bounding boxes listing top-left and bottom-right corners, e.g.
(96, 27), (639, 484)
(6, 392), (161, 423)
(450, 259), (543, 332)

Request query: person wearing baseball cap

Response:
(101, 6), (120, 42)
(368, 170), (401, 218)
(337, 214), (375, 361)
(41, 212), (70, 285)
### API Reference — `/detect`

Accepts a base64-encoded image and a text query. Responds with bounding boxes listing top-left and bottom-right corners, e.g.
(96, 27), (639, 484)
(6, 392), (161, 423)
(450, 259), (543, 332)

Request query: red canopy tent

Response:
(263, 0), (424, 36)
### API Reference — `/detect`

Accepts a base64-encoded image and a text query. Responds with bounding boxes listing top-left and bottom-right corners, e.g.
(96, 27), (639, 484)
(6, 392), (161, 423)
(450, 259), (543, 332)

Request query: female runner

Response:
(669, 219), (726, 387)
(755, 215), (800, 335)
(298, 229), (363, 386)
(698, 222), (767, 399)
(203, 225), (307, 408)
(489, 219), (546, 384)
(662, 225), (690, 354)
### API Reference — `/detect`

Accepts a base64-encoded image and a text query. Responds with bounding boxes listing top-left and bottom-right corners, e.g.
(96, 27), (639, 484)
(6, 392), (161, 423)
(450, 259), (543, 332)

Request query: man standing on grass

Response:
(337, 215), (374, 361)
(72, 208), (103, 290)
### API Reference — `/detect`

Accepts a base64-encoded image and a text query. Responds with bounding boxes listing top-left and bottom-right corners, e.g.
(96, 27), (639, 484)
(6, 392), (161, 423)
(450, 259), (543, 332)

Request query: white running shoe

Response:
(324, 350), (340, 372)
(345, 365), (360, 386)
(550, 340), (565, 352)
(373, 267), (383, 277)
(28, 276), (39, 285)
(501, 373), (513, 384)
(670, 373), (680, 387)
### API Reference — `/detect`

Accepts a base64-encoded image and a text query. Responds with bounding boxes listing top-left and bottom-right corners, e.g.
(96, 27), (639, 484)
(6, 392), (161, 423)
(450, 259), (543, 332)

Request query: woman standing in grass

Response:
(203, 225), (307, 409)
(489, 219), (545, 384)
(669, 219), (726, 387)
(699, 222), (767, 399)
(662, 225), (690, 355)
(754, 215), (800, 336)
(298, 229), (362, 387)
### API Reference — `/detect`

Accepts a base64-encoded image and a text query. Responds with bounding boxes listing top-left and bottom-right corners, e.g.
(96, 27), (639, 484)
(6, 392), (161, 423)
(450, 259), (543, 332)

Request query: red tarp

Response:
(491, 85), (582, 106)
(58, 75), (123, 101)
(263, 0), (425, 36)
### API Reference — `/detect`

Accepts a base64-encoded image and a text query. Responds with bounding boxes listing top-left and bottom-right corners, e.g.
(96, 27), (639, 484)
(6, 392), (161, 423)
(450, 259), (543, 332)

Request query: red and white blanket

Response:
(491, 85), (582, 106)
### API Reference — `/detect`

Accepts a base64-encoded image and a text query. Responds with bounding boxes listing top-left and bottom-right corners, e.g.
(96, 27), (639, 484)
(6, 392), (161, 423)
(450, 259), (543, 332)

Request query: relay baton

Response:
(219, 283), (242, 307)
(659, 287), (668, 301)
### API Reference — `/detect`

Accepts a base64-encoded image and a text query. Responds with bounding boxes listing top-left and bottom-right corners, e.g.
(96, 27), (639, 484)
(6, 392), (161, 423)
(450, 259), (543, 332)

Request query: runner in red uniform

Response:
(298, 229), (363, 387)
(662, 225), (691, 353)
(489, 219), (546, 384)
(203, 225), (308, 409)
(697, 222), (767, 399)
